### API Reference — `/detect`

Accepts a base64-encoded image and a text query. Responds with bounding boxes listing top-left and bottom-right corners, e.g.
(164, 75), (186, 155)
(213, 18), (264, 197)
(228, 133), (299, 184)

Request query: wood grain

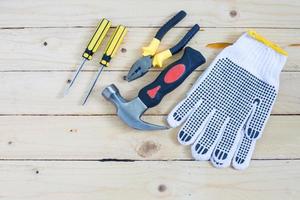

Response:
(0, 116), (298, 160)
(1, 0), (300, 28)
(0, 71), (298, 114)
(0, 28), (298, 71)
(1, 0), (299, 198)
(0, 160), (299, 200)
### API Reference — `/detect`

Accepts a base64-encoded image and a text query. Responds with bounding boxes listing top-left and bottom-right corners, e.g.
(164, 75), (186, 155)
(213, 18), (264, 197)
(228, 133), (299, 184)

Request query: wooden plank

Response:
(0, 27), (299, 71)
(0, 71), (298, 114)
(1, 0), (300, 28)
(0, 116), (298, 159)
(0, 160), (299, 200)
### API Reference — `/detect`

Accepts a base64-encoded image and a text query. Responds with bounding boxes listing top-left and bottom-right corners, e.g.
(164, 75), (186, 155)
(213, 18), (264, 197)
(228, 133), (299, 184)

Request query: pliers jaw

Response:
(125, 55), (152, 82)
(126, 11), (199, 82)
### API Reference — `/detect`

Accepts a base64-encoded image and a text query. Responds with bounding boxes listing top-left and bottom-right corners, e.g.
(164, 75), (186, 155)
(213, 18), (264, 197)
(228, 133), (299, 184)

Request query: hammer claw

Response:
(102, 84), (168, 131)
(128, 118), (169, 130)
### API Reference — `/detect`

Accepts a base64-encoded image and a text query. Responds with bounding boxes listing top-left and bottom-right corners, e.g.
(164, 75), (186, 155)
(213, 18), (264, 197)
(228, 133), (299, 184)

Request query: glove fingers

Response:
(246, 96), (275, 140)
(177, 101), (213, 145)
(191, 111), (229, 161)
(167, 97), (203, 128)
(230, 100), (262, 170)
(232, 131), (256, 170)
(167, 58), (223, 128)
(211, 120), (243, 168)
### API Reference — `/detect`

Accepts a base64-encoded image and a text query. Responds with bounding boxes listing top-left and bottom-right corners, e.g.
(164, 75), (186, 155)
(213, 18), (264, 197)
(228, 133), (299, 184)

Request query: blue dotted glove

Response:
(167, 31), (287, 170)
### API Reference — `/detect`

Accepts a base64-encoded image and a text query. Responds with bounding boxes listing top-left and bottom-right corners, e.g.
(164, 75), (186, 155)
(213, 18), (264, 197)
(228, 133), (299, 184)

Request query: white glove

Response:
(167, 31), (287, 170)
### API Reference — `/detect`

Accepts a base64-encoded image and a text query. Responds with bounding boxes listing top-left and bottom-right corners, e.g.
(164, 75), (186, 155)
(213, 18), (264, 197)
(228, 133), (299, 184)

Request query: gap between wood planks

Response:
(0, 158), (299, 162)
(0, 27), (297, 162)
(1, 27), (298, 71)
(1, 69), (300, 73)
(0, 114), (298, 116)
(2, 26), (300, 29)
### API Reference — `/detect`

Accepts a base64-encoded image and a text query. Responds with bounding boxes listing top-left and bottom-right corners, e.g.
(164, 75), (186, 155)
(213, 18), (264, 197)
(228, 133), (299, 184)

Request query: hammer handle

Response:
(138, 47), (206, 108)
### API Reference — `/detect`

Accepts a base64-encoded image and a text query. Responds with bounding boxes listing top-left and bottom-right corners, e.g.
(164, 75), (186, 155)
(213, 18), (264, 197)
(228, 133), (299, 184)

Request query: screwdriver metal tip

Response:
(64, 58), (87, 96)
(82, 64), (105, 105)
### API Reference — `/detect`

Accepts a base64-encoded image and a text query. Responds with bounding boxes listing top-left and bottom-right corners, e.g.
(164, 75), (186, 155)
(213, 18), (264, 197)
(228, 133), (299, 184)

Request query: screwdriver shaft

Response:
(81, 25), (127, 105)
(64, 19), (111, 97)
(82, 64), (105, 105)
(64, 58), (87, 96)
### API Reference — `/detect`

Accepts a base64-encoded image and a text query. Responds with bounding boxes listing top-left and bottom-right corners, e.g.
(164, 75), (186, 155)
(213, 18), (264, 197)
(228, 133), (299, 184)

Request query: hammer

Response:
(102, 47), (206, 130)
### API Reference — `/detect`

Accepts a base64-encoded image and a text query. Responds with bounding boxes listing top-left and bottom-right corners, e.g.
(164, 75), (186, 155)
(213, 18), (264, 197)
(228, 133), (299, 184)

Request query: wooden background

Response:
(0, 0), (300, 199)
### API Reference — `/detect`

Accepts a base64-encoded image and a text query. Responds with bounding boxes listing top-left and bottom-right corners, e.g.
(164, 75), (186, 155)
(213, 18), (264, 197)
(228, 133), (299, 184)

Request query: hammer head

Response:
(102, 84), (168, 131)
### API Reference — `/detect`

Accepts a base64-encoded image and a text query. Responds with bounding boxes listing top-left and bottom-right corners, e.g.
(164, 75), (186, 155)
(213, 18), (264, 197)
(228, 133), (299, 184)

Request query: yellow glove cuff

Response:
(248, 30), (288, 56)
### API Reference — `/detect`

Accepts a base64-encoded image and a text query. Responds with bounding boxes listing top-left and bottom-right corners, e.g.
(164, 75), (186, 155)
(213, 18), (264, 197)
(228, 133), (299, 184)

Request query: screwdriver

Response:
(82, 25), (127, 105)
(64, 18), (111, 95)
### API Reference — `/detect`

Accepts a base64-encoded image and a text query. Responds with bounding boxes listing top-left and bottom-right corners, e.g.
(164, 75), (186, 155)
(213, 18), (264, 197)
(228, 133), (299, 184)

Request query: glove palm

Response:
(168, 31), (287, 169)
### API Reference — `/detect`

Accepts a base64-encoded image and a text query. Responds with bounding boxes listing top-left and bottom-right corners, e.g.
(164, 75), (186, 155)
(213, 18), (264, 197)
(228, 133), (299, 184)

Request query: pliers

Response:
(125, 10), (200, 82)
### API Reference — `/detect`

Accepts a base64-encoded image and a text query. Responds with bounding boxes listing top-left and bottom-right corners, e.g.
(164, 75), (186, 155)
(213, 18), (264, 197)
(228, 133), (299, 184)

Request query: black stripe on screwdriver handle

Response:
(169, 24), (200, 55)
(155, 10), (187, 41)
(138, 47), (206, 108)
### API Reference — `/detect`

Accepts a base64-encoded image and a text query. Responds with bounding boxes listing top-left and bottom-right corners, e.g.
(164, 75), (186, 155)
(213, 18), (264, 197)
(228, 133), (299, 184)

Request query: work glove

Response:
(167, 31), (287, 170)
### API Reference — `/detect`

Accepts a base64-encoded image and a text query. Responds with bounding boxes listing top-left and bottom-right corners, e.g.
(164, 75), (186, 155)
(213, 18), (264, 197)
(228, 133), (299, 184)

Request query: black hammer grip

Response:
(138, 47), (206, 108)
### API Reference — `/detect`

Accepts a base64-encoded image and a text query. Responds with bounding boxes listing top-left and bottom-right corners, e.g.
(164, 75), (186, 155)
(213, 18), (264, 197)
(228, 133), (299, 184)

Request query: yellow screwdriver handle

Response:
(100, 25), (127, 67)
(82, 18), (111, 60)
